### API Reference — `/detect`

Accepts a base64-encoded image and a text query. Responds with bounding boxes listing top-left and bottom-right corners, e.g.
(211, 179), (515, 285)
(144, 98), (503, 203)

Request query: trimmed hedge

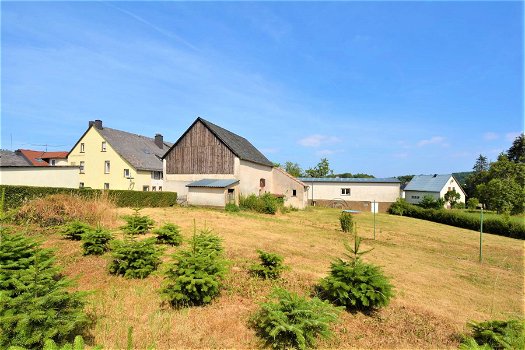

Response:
(0, 185), (177, 210)
(388, 199), (525, 239)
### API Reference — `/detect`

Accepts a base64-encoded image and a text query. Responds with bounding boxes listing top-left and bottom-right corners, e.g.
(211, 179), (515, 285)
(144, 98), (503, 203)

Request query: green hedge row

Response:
(388, 199), (524, 240)
(0, 185), (177, 210)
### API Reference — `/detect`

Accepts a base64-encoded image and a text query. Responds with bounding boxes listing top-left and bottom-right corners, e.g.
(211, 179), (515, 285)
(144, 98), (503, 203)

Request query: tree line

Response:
(274, 158), (374, 179)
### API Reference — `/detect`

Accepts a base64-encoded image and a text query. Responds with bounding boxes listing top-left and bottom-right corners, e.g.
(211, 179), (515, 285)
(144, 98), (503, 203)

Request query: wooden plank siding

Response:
(165, 121), (235, 174)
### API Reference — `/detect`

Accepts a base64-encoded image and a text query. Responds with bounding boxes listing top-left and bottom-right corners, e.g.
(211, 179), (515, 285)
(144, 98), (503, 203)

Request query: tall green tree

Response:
(284, 161), (303, 177)
(305, 158), (332, 178)
(506, 133), (525, 163)
(465, 154), (489, 198)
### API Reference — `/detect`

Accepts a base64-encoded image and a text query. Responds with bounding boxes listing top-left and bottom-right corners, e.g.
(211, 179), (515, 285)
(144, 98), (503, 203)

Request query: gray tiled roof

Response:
(198, 118), (274, 167)
(186, 178), (239, 188)
(97, 128), (172, 172)
(298, 177), (401, 184)
(0, 150), (33, 166)
(404, 174), (452, 192)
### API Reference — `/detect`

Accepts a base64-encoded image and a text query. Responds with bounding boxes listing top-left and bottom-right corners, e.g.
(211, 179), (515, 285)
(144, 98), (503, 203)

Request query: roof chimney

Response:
(89, 120), (103, 129)
(155, 133), (164, 148)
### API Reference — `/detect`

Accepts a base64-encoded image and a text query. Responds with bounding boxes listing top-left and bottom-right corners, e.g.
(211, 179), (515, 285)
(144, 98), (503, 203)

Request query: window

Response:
(79, 161), (85, 174)
(50, 159), (56, 166)
(101, 141), (107, 152)
(411, 195), (420, 199)
(152, 171), (163, 180)
(448, 187), (451, 191)
(79, 182), (84, 188)
(104, 183), (109, 190)
(292, 189), (297, 197)
(143, 186), (150, 191)
(124, 169), (130, 178)
(260, 178), (266, 187)
(341, 188), (351, 196)
(104, 161), (110, 174)
(453, 187), (456, 191)
(158, 186), (162, 191)
(80, 143), (85, 153)
(152, 186), (157, 191)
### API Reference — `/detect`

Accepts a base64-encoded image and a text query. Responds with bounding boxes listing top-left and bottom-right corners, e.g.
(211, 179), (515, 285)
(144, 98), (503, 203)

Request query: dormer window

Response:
(101, 141), (107, 152)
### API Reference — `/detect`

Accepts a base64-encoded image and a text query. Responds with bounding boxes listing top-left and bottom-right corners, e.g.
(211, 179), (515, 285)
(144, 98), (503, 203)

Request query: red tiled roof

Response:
(18, 149), (69, 166)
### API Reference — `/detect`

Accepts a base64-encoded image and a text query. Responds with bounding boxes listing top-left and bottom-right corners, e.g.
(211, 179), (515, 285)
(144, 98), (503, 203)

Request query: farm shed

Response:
(186, 179), (239, 207)
(404, 174), (466, 207)
(298, 177), (401, 212)
(162, 117), (308, 208)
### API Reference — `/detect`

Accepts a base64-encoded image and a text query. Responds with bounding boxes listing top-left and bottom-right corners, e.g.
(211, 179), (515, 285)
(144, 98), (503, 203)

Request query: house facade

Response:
(298, 177), (401, 212)
(67, 120), (171, 191)
(0, 150), (79, 188)
(404, 174), (466, 207)
(162, 117), (308, 208)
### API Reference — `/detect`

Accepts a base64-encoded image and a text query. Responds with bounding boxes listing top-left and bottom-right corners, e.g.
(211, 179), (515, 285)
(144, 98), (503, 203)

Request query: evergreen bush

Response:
(81, 227), (113, 255)
(62, 220), (93, 241)
(460, 319), (524, 350)
(153, 223), (183, 246)
(467, 198), (480, 210)
(250, 288), (342, 350)
(120, 208), (154, 235)
(0, 230), (88, 349)
(42, 336), (102, 350)
(108, 237), (163, 279)
(318, 235), (394, 311)
(249, 250), (286, 279)
(339, 212), (354, 233)
(160, 227), (227, 307)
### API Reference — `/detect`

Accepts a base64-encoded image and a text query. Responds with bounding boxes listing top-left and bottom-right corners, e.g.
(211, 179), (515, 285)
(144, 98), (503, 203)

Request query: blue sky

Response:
(1, 1), (523, 177)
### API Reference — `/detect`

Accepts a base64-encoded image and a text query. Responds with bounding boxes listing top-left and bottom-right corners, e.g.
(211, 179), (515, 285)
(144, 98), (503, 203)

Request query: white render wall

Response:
(304, 181), (400, 203)
(439, 176), (466, 203)
(404, 190), (439, 204)
(238, 160), (273, 196)
(187, 187), (228, 207)
(272, 168), (307, 209)
(0, 167), (79, 188)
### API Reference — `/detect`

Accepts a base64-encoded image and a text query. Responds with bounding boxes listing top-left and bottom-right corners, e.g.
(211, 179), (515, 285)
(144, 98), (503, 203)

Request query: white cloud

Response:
(298, 134), (341, 147)
(417, 136), (448, 147)
(483, 132), (499, 141)
(505, 131), (521, 141)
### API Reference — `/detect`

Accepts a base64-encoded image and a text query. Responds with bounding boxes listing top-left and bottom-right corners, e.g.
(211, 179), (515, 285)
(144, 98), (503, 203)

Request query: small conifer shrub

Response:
(108, 237), (163, 279)
(460, 319), (524, 350)
(160, 225), (227, 307)
(41, 336), (103, 350)
(339, 211), (354, 233)
(62, 220), (92, 241)
(153, 223), (183, 246)
(120, 208), (154, 234)
(0, 230), (88, 349)
(318, 234), (394, 311)
(81, 227), (113, 255)
(250, 288), (342, 350)
(249, 250), (287, 279)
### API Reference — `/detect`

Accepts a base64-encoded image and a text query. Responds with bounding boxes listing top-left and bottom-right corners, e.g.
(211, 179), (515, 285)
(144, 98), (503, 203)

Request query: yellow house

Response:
(67, 120), (171, 191)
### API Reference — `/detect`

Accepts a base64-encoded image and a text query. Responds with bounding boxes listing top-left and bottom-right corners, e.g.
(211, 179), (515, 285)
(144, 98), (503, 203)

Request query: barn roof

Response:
(186, 178), (239, 188)
(404, 174), (452, 192)
(163, 117), (274, 167)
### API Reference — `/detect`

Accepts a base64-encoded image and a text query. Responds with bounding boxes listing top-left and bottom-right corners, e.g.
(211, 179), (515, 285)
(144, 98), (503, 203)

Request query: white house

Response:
(162, 117), (309, 208)
(0, 150), (79, 188)
(404, 174), (466, 207)
(298, 177), (401, 212)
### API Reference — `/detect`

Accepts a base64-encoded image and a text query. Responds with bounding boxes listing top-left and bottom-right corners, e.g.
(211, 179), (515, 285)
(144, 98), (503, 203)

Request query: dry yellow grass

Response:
(37, 206), (523, 349)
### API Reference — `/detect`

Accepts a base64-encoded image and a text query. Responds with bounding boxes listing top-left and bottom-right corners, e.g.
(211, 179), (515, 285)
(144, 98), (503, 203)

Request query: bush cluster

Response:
(224, 203), (240, 212)
(388, 199), (525, 239)
(460, 319), (524, 350)
(250, 288), (342, 350)
(108, 237), (163, 279)
(0, 229), (88, 349)
(81, 227), (113, 255)
(120, 208), (155, 234)
(249, 250), (286, 279)
(0, 185), (177, 210)
(239, 193), (283, 214)
(339, 212), (354, 233)
(153, 223), (183, 246)
(160, 229), (227, 307)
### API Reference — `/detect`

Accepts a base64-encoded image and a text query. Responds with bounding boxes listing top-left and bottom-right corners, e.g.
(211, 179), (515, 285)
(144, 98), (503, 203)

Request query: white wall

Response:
(439, 176), (466, 204)
(272, 168), (307, 209)
(304, 181), (400, 203)
(187, 187), (227, 207)
(0, 167), (79, 188)
(404, 191), (439, 204)
(238, 160), (273, 196)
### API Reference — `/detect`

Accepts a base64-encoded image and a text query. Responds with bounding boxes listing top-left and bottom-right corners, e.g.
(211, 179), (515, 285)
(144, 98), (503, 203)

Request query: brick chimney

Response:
(89, 120), (103, 129)
(155, 133), (164, 148)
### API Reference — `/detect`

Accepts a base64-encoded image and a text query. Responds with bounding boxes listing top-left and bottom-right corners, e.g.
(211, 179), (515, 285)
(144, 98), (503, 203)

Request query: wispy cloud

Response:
(505, 131), (521, 141)
(483, 132), (499, 141)
(298, 134), (341, 147)
(417, 136), (449, 147)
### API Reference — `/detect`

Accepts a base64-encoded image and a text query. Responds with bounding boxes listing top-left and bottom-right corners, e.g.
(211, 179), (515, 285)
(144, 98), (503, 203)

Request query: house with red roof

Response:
(18, 149), (69, 166)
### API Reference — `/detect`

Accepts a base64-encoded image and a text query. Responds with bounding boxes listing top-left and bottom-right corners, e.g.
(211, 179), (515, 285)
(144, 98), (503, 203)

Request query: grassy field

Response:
(30, 206), (524, 349)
